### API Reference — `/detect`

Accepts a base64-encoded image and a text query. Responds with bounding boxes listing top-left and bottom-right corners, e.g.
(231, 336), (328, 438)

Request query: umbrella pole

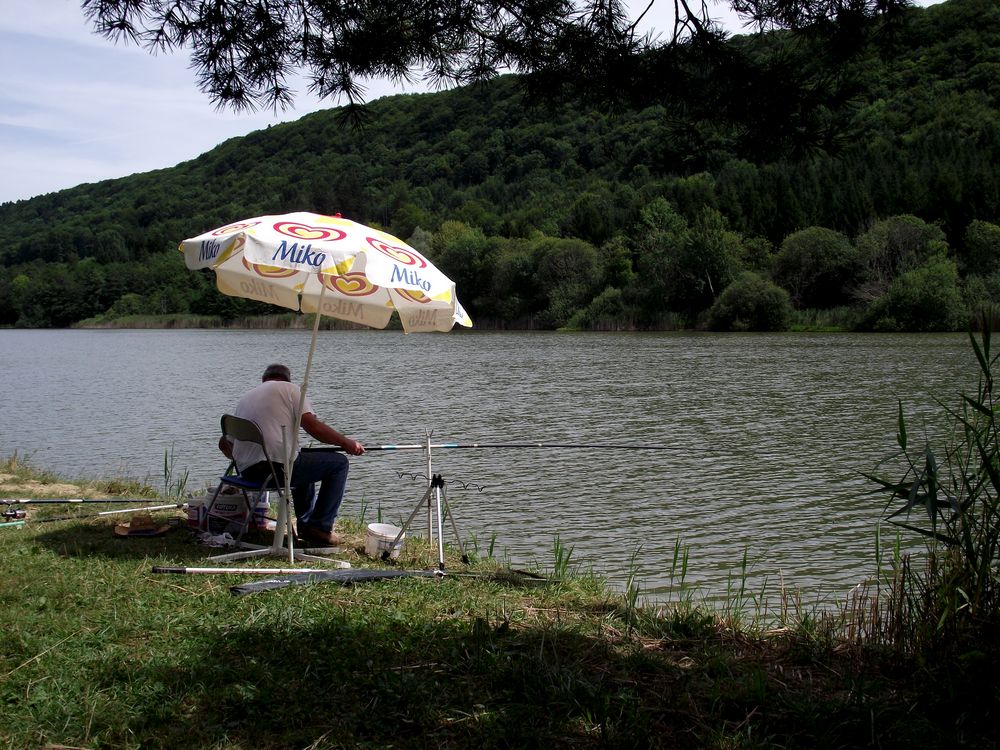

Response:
(281, 426), (295, 563)
(282, 288), (326, 559)
(281, 306), (326, 548)
(261, 290), (336, 564)
(296, 284), (326, 433)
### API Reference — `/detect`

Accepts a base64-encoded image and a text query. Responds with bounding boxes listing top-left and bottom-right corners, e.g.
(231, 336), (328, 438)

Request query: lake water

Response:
(0, 329), (977, 608)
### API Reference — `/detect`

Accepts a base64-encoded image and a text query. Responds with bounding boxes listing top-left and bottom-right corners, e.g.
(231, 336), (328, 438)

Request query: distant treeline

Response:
(0, 0), (998, 331)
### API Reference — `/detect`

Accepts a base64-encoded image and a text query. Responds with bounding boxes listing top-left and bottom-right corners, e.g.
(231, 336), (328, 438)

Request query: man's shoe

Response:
(296, 522), (344, 546)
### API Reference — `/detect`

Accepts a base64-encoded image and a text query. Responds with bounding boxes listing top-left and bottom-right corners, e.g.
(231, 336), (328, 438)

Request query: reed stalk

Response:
(866, 313), (1000, 661)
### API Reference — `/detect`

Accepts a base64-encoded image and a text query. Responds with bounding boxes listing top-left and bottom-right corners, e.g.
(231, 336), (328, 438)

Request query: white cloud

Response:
(0, 0), (416, 203)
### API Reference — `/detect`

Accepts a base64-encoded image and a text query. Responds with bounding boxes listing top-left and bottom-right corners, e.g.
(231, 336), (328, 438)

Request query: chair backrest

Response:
(221, 414), (283, 487)
(221, 414), (269, 454)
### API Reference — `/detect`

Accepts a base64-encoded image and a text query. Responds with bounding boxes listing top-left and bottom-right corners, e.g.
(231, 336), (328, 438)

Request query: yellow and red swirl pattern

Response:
(368, 238), (427, 268)
(213, 221), (262, 236)
(274, 221), (347, 242)
(321, 272), (378, 297)
(242, 257), (300, 279)
(214, 235), (246, 264)
(397, 288), (430, 304)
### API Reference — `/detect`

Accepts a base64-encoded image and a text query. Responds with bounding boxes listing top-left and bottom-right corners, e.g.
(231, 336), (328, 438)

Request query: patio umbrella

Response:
(180, 211), (471, 333)
(179, 211), (472, 560)
(181, 210), (471, 410)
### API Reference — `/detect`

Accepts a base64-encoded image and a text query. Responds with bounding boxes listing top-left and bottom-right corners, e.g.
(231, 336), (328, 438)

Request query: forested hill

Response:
(1, 0), (999, 331)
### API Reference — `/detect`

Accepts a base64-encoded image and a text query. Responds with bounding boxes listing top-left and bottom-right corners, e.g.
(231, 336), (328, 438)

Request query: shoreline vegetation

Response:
(11, 309), (860, 333)
(73, 313), (377, 331)
(2, 446), (996, 749)
(59, 302), (997, 334)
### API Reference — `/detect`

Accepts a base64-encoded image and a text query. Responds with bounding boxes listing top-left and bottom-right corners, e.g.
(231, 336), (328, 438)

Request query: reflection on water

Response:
(0, 329), (976, 606)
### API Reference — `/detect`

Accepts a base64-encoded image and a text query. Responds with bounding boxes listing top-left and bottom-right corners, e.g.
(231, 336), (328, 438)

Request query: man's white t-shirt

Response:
(231, 380), (313, 470)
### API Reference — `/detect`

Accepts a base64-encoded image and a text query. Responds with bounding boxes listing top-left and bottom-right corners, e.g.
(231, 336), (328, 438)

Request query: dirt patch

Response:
(0, 474), (102, 498)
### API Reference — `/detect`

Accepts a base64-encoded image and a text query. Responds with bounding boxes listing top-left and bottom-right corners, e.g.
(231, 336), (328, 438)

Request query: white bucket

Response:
(365, 523), (405, 560)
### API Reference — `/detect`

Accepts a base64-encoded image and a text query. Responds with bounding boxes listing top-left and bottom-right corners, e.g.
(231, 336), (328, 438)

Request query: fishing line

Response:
(394, 472), (485, 492)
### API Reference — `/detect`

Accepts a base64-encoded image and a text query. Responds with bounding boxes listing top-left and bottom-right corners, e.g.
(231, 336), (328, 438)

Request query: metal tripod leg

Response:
(389, 474), (468, 570)
(435, 481), (469, 567)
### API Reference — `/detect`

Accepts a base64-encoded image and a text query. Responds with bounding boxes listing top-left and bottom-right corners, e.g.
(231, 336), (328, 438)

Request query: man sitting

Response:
(220, 363), (365, 545)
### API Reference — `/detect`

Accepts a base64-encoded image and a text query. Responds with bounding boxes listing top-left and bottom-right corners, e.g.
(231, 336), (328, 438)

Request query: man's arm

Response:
(300, 412), (365, 455)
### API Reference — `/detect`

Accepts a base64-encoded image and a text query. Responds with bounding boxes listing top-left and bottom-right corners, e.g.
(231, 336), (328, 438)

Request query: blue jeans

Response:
(289, 450), (350, 530)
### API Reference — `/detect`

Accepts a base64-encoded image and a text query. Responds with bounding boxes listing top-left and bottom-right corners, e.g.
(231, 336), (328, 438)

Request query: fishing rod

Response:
(1, 497), (185, 505)
(152, 565), (346, 575)
(306, 442), (699, 453)
(226, 568), (441, 596)
(153, 566), (555, 596)
(2, 502), (188, 526)
(32, 502), (188, 523)
(309, 437), (701, 547)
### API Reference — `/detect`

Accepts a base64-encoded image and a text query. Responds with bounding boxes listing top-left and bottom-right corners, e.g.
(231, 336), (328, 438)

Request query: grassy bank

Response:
(0, 456), (995, 749)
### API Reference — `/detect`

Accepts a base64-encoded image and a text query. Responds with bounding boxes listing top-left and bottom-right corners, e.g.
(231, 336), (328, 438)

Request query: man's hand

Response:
(343, 439), (365, 456)
(301, 412), (365, 455)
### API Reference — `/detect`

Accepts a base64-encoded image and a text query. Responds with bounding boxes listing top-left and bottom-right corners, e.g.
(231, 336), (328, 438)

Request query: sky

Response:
(0, 0), (944, 205)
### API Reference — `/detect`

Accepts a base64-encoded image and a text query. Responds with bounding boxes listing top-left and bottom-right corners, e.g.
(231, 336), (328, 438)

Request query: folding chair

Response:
(201, 414), (286, 562)
(203, 414), (342, 564)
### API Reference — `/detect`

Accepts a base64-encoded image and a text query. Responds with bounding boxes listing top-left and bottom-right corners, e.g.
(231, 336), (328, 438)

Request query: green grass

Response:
(1, 457), (994, 749)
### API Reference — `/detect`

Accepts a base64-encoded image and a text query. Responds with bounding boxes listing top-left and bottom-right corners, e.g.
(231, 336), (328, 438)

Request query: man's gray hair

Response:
(262, 363), (291, 382)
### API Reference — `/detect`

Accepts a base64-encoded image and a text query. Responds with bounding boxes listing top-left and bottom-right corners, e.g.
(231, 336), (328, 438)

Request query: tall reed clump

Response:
(866, 316), (1000, 668)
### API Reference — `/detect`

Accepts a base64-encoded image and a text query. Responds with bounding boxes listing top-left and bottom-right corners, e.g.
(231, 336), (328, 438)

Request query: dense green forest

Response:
(1, 0), (999, 331)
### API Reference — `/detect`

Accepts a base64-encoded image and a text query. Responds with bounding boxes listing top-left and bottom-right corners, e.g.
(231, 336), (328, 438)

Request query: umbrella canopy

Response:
(179, 212), (471, 333)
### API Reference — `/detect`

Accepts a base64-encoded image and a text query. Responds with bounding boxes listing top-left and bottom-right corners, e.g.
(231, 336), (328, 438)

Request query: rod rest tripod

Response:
(389, 474), (469, 569)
